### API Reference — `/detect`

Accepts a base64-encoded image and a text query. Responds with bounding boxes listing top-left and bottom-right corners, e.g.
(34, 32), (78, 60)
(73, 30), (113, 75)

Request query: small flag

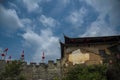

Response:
(1, 53), (5, 60)
(1, 53), (5, 56)
(42, 52), (45, 59)
(21, 50), (24, 57)
(4, 48), (8, 52)
(3, 48), (8, 56)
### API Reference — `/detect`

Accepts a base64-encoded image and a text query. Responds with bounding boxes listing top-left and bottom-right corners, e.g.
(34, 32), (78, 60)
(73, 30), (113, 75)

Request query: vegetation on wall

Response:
(63, 64), (107, 80)
(0, 60), (26, 80)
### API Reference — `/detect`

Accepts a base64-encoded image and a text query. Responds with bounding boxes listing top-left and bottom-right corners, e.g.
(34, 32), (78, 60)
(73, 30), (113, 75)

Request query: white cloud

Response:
(22, 28), (60, 63)
(66, 7), (87, 28)
(22, 0), (42, 12)
(84, 0), (120, 27)
(39, 15), (59, 27)
(81, 19), (116, 37)
(21, 18), (32, 27)
(8, 2), (18, 9)
(22, 0), (54, 12)
(85, 0), (112, 13)
(45, 0), (52, 2)
(81, 0), (120, 37)
(0, 5), (24, 33)
(62, 0), (70, 5)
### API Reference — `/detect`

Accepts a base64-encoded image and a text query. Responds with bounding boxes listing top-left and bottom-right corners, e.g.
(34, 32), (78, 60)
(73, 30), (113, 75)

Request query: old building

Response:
(60, 35), (120, 75)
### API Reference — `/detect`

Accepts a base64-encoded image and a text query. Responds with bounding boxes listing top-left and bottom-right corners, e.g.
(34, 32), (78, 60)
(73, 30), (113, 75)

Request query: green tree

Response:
(0, 60), (26, 80)
(63, 64), (107, 80)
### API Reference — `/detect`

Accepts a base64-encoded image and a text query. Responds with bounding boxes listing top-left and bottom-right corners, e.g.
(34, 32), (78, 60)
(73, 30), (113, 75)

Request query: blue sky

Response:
(0, 0), (120, 63)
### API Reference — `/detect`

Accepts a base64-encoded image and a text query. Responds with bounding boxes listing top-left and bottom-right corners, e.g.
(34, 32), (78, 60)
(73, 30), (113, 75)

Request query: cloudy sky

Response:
(0, 0), (120, 63)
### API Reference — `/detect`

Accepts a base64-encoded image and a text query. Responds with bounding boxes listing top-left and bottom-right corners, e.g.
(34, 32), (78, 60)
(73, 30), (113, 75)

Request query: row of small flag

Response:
(1, 48), (24, 60)
(1, 48), (45, 62)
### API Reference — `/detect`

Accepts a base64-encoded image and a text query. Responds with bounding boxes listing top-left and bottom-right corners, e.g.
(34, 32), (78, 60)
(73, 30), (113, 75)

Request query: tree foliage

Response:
(0, 60), (26, 80)
(106, 46), (120, 80)
(63, 64), (107, 80)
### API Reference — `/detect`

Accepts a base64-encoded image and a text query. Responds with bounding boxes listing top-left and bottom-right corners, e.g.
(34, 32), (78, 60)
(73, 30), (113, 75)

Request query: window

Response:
(99, 50), (106, 57)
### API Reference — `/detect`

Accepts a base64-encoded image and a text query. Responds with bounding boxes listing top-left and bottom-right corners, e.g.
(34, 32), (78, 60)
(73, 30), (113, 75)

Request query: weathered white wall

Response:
(68, 49), (89, 65)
